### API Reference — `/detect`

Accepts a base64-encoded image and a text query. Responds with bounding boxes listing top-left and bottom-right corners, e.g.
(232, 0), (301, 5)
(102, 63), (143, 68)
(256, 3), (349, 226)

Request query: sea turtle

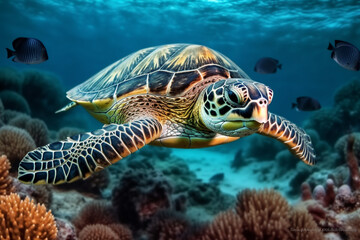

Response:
(18, 44), (316, 185)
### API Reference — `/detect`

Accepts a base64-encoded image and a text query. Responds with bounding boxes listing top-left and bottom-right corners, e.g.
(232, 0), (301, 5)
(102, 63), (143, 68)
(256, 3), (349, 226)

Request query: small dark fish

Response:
(292, 96), (321, 111)
(6, 37), (48, 64)
(328, 40), (360, 71)
(209, 173), (224, 184)
(254, 57), (282, 74)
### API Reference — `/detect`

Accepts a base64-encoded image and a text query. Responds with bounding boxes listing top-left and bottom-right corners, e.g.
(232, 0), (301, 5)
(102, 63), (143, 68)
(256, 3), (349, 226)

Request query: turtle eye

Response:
(225, 86), (248, 106)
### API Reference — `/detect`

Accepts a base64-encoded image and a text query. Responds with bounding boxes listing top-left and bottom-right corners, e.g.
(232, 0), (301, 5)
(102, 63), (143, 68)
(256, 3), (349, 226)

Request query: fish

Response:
(328, 40), (360, 71)
(292, 96), (321, 111)
(209, 173), (224, 184)
(6, 37), (48, 64)
(254, 57), (282, 74)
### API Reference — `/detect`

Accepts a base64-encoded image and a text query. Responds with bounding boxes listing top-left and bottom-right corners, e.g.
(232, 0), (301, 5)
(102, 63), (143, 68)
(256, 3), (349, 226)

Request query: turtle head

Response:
(199, 78), (273, 137)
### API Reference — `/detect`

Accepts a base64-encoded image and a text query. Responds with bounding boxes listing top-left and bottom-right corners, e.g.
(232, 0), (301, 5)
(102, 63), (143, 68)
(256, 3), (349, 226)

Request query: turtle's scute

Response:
(66, 44), (249, 110)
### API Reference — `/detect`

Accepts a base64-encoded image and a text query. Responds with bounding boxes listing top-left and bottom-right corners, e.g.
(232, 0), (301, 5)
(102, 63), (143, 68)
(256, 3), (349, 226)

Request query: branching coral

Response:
(235, 189), (291, 240)
(0, 193), (57, 240)
(289, 208), (325, 240)
(147, 210), (189, 240)
(203, 210), (245, 240)
(72, 201), (119, 234)
(0, 155), (14, 195)
(0, 125), (36, 172)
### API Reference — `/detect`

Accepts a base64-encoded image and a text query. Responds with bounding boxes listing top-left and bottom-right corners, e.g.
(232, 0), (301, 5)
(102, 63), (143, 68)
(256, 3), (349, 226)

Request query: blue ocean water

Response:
(1, 0), (359, 127)
(1, 1), (360, 238)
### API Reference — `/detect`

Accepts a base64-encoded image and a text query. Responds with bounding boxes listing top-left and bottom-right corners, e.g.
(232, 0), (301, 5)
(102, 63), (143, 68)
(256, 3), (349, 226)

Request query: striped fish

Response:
(6, 37), (48, 64)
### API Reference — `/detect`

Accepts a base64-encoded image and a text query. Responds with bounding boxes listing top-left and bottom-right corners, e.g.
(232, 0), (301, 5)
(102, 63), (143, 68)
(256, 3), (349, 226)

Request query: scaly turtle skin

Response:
(18, 44), (316, 185)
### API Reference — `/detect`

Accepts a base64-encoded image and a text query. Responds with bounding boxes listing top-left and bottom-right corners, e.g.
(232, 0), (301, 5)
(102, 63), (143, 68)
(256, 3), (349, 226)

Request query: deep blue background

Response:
(1, 0), (360, 130)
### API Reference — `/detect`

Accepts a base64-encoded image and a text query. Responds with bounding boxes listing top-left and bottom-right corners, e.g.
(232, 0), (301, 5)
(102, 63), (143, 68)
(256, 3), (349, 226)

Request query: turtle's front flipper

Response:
(18, 118), (162, 185)
(257, 112), (316, 165)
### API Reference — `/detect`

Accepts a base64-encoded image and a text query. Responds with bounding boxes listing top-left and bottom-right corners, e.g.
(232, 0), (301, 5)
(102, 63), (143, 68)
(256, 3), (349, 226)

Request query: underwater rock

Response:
(111, 169), (173, 229)
(55, 169), (110, 198)
(231, 149), (250, 169)
(0, 90), (31, 115)
(0, 125), (36, 172)
(243, 135), (284, 161)
(0, 193), (57, 240)
(56, 218), (77, 240)
(288, 162), (316, 195)
(11, 178), (53, 208)
(335, 132), (360, 164)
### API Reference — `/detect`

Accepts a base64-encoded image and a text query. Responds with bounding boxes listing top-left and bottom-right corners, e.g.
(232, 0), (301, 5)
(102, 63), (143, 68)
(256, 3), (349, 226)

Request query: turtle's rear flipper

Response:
(18, 118), (162, 185)
(257, 112), (316, 165)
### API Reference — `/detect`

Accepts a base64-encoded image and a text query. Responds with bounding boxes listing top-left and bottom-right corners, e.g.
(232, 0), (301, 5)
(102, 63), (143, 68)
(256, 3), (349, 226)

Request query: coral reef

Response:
(0, 155), (14, 195)
(0, 90), (31, 114)
(0, 67), (23, 92)
(8, 115), (49, 147)
(0, 125), (36, 172)
(289, 208), (325, 240)
(236, 189), (290, 239)
(0, 193), (57, 240)
(243, 135), (283, 161)
(202, 210), (245, 240)
(147, 210), (190, 240)
(55, 169), (110, 197)
(112, 169), (173, 228)
(21, 70), (68, 129)
(55, 218), (77, 240)
(78, 224), (120, 240)
(72, 201), (118, 234)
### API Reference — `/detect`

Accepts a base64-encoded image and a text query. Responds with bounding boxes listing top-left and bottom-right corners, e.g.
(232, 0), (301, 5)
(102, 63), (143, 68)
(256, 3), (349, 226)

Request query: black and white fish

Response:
(6, 37), (48, 64)
(328, 40), (360, 71)
(254, 57), (282, 74)
(209, 173), (224, 184)
(292, 97), (321, 111)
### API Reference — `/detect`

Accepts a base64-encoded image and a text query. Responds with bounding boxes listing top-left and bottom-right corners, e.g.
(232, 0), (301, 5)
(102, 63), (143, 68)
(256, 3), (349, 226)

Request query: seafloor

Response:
(1, 67), (360, 239)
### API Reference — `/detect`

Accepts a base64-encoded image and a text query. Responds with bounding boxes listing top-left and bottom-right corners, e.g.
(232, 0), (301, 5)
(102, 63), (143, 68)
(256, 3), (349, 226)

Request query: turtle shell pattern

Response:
(67, 44), (250, 109)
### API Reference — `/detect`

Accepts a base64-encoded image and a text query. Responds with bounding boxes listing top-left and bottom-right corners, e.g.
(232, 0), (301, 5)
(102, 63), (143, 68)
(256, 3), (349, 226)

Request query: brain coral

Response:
(8, 115), (49, 147)
(0, 193), (57, 240)
(0, 155), (14, 195)
(0, 90), (31, 115)
(0, 126), (36, 172)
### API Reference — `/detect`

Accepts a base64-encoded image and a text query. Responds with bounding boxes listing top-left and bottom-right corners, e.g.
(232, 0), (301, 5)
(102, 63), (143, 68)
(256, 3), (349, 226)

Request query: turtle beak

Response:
(252, 98), (268, 123)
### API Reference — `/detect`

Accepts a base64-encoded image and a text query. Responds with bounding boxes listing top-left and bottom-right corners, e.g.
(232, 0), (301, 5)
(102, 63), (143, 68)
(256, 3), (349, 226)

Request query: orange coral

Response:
(203, 210), (245, 240)
(0, 193), (57, 240)
(236, 189), (291, 240)
(0, 155), (14, 195)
